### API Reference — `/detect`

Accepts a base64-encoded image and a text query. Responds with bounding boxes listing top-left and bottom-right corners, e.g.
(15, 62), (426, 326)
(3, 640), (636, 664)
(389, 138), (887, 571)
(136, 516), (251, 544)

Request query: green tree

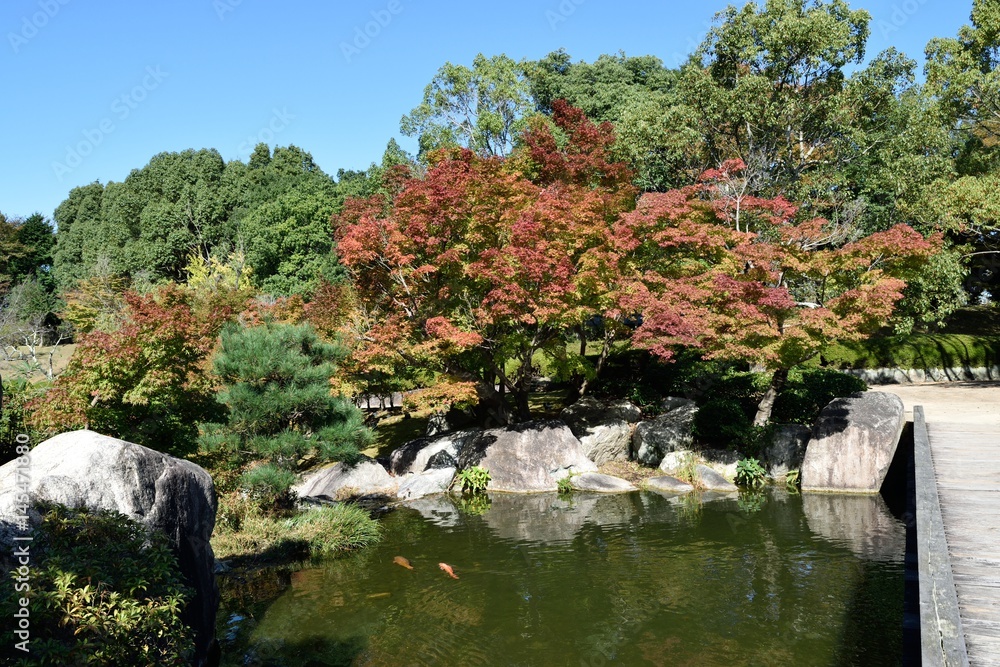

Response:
(401, 53), (534, 158)
(200, 322), (371, 502)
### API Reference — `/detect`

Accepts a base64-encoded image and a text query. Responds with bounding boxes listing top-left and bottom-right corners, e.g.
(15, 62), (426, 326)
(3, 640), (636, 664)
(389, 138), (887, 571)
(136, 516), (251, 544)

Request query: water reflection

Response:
(221, 489), (904, 667)
(802, 492), (906, 562)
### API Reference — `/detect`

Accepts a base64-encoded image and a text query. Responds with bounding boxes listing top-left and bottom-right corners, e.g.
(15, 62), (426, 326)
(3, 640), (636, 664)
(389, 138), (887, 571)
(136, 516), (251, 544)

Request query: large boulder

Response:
(457, 420), (597, 492)
(293, 458), (398, 500)
(801, 392), (905, 493)
(560, 397), (640, 465)
(388, 430), (479, 476)
(631, 398), (697, 466)
(396, 467), (456, 501)
(0, 430), (219, 666)
(764, 424), (811, 480)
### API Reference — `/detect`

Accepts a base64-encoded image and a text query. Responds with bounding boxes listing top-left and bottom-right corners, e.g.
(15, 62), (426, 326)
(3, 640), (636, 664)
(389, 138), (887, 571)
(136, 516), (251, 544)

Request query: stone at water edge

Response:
(388, 429), (480, 476)
(396, 467), (457, 501)
(693, 464), (738, 492)
(560, 397), (641, 465)
(457, 420), (598, 493)
(800, 392), (905, 493)
(644, 475), (695, 495)
(765, 424), (811, 480)
(631, 398), (697, 467)
(569, 472), (637, 493)
(294, 458), (398, 501)
(0, 430), (219, 667)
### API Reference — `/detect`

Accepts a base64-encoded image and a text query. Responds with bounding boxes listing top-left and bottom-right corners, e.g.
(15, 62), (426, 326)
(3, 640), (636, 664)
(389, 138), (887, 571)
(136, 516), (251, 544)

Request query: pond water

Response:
(220, 489), (906, 666)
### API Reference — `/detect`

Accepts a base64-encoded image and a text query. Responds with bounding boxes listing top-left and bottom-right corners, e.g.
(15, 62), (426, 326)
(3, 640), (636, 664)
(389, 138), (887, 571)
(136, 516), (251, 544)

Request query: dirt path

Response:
(870, 381), (1000, 428)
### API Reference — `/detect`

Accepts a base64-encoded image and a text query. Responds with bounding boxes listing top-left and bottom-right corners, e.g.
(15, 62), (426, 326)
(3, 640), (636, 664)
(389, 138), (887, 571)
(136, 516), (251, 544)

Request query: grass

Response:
(812, 333), (1000, 370)
(0, 342), (76, 383)
(598, 460), (663, 486)
(212, 494), (381, 567)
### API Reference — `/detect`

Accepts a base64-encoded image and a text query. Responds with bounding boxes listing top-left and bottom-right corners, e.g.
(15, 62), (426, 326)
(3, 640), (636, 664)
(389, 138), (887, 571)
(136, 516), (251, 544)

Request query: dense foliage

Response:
(198, 322), (371, 504)
(0, 504), (193, 667)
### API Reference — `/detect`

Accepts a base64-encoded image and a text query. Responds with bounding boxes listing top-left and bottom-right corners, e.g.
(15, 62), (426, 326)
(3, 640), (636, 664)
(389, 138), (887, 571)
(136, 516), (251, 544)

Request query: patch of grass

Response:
(0, 342), (76, 383)
(212, 494), (381, 566)
(598, 460), (662, 486)
(813, 333), (1000, 371)
(365, 412), (428, 459)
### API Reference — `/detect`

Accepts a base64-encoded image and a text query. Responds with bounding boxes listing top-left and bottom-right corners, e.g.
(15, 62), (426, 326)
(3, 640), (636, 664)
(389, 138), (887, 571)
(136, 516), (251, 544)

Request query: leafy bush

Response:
(772, 368), (867, 425)
(456, 465), (491, 494)
(735, 457), (768, 489)
(1, 379), (37, 465)
(0, 504), (193, 666)
(240, 464), (298, 507)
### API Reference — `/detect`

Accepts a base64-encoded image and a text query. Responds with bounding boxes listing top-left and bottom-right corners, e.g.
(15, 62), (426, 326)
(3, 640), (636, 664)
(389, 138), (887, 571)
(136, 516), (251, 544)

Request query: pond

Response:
(219, 489), (906, 666)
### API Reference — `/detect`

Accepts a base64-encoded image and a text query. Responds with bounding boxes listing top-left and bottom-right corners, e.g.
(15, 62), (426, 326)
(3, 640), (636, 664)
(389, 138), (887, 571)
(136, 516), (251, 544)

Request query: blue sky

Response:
(1, 0), (973, 223)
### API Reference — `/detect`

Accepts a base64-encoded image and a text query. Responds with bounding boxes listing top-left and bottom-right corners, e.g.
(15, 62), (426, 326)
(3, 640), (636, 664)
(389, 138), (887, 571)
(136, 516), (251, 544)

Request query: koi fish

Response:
(438, 562), (459, 579)
(393, 556), (414, 570)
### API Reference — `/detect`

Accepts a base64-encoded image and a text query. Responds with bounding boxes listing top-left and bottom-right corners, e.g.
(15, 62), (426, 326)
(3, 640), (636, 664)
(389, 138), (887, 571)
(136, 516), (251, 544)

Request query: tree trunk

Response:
(512, 388), (532, 424)
(753, 367), (788, 427)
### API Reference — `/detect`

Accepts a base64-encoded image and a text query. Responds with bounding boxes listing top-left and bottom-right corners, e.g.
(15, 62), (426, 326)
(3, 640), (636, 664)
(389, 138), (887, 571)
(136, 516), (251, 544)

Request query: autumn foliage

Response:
(334, 101), (637, 421)
(29, 285), (232, 454)
(335, 114), (940, 424)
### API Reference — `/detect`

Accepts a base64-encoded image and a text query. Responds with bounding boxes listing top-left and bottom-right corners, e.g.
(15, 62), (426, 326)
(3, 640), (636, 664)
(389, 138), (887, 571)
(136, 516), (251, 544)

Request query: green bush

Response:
(456, 465), (491, 494)
(772, 369), (867, 425)
(0, 504), (193, 667)
(240, 463), (298, 507)
(735, 457), (768, 488)
(1, 379), (37, 465)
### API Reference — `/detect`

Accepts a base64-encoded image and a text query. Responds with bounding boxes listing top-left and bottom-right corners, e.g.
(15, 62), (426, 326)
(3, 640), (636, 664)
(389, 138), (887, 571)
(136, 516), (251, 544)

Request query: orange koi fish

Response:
(438, 562), (459, 579)
(393, 556), (414, 570)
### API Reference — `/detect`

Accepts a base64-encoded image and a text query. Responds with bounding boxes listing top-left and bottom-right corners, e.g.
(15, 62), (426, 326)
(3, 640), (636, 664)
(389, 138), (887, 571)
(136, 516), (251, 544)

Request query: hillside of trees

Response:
(3, 0), (1000, 467)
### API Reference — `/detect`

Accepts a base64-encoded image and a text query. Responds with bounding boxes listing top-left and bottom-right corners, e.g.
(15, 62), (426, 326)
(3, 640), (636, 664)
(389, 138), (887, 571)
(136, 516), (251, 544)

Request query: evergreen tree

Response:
(200, 322), (371, 503)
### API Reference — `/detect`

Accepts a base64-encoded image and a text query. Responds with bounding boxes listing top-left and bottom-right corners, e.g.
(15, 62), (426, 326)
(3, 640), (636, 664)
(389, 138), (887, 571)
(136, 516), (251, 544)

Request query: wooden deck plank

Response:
(927, 418), (1000, 667)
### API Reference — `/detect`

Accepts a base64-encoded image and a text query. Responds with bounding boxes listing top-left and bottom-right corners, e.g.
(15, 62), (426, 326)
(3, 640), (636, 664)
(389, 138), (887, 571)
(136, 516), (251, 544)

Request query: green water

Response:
(221, 489), (905, 666)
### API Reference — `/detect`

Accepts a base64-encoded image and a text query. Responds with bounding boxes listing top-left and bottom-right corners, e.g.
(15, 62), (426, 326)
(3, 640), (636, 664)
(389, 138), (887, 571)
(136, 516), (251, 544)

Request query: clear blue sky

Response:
(1, 0), (973, 223)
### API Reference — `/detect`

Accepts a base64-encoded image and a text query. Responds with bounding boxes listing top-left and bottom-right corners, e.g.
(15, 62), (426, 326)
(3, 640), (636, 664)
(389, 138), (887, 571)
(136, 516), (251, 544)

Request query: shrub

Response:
(772, 368), (867, 425)
(735, 457), (768, 489)
(0, 504), (193, 666)
(1, 378), (37, 465)
(211, 499), (381, 563)
(456, 465), (491, 494)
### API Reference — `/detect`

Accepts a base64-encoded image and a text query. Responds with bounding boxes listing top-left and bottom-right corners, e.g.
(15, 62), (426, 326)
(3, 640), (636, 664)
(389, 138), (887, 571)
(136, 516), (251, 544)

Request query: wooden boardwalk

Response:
(927, 417), (1000, 665)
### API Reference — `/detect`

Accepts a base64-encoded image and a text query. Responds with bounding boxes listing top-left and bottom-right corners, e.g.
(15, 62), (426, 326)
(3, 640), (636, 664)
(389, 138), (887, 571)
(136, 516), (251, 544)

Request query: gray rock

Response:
(569, 472), (637, 493)
(693, 464), (738, 492)
(657, 450), (695, 474)
(396, 467), (456, 500)
(425, 411), (449, 437)
(0, 430), (218, 667)
(699, 449), (740, 480)
(644, 475), (695, 494)
(560, 397), (640, 465)
(631, 398), (697, 466)
(426, 449), (458, 470)
(388, 430), (479, 476)
(801, 392), (904, 493)
(765, 424), (811, 479)
(294, 458), (398, 501)
(458, 420), (598, 492)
